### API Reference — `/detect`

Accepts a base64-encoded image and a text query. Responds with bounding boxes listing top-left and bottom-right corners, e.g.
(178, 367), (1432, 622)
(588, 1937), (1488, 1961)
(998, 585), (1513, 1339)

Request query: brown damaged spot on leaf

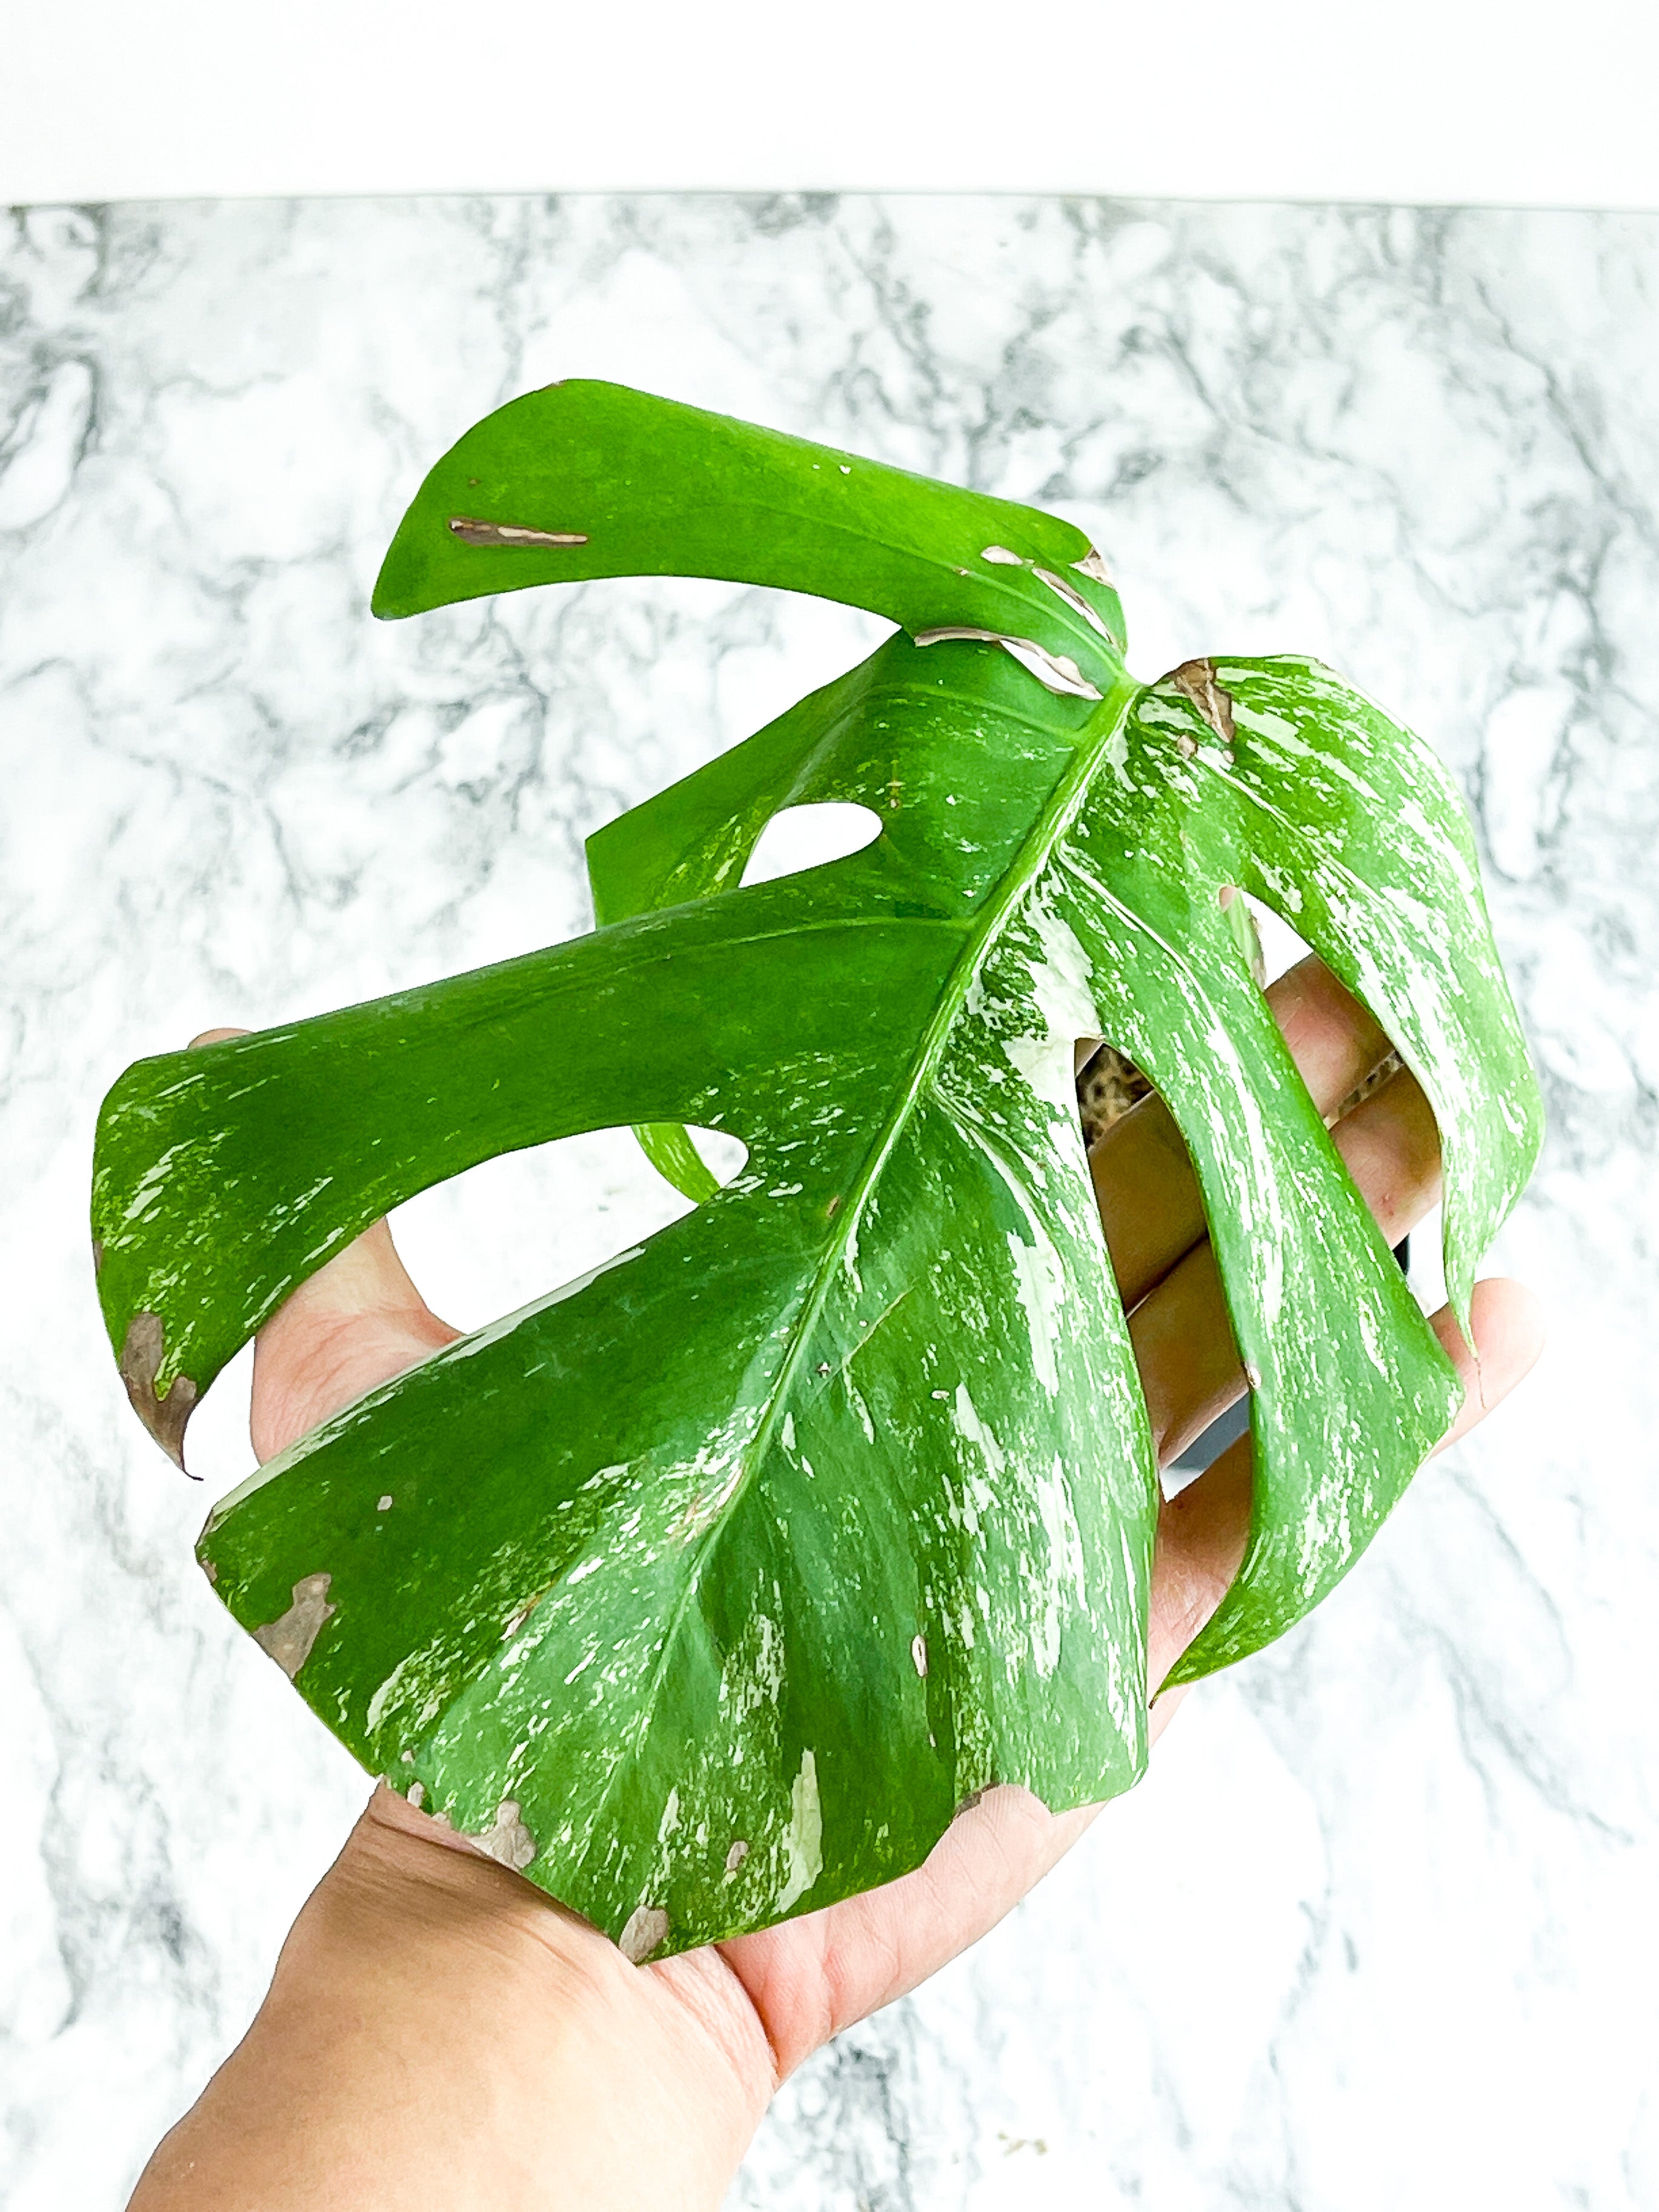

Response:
(447, 517), (589, 550)
(252, 1572), (337, 1678)
(618, 1904), (670, 1964)
(118, 1311), (199, 1472)
(91, 1238), (104, 1275)
(1165, 656), (1238, 747)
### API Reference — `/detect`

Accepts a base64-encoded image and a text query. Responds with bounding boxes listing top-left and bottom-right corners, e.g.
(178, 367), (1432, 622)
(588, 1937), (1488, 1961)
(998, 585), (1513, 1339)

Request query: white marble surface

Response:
(1, 194), (1654, 2208)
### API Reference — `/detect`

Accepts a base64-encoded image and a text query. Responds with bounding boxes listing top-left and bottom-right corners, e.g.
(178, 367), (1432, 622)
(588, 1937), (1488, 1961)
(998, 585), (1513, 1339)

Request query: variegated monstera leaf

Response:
(91, 382), (1541, 1959)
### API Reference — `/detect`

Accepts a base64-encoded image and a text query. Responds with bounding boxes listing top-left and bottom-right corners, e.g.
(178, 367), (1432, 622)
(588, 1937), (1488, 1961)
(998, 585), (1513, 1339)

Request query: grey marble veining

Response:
(1, 194), (1655, 2209)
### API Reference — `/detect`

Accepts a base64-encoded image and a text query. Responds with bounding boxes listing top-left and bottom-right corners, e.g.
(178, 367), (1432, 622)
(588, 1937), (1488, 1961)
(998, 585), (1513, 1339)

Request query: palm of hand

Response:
(220, 955), (1540, 2096)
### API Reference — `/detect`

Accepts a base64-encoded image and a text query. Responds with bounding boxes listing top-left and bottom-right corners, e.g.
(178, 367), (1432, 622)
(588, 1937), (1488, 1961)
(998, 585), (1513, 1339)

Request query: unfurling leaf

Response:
(91, 382), (1541, 1958)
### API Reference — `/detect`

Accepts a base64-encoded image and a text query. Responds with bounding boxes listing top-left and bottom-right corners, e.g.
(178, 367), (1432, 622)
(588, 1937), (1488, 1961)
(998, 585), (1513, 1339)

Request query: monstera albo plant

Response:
(92, 382), (1542, 1962)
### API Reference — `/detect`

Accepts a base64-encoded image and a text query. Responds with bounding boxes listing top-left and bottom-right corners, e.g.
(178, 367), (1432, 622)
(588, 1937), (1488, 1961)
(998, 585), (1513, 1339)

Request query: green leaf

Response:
(632, 1121), (722, 1206)
(373, 379), (1126, 695)
(91, 388), (1541, 1958)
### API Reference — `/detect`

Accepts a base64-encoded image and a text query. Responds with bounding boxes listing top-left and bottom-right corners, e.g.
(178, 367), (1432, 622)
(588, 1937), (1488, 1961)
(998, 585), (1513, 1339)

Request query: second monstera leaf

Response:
(91, 382), (1541, 1959)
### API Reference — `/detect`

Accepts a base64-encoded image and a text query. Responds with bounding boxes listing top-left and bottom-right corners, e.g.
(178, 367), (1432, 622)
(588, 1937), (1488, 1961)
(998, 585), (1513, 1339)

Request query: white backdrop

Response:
(4, 0), (1659, 208)
(1, 192), (1655, 2208)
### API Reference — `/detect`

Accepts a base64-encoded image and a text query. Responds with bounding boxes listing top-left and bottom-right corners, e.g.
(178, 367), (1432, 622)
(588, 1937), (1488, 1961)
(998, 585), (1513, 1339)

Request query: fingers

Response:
(1088, 1092), (1210, 1317)
(1091, 955), (1396, 1311)
(1145, 1429), (1252, 1737)
(1143, 1272), (1545, 1715)
(1132, 1063), (1443, 1465)
(1426, 1275), (1546, 1456)
(1265, 955), (1394, 1119)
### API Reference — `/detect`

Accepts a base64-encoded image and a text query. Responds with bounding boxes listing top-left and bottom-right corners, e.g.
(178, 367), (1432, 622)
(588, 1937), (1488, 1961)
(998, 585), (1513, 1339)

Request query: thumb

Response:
(251, 1217), (460, 1463)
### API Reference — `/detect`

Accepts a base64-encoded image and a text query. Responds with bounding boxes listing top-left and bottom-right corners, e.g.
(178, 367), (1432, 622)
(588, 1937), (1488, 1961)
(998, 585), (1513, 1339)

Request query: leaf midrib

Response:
(548, 664), (1145, 1878)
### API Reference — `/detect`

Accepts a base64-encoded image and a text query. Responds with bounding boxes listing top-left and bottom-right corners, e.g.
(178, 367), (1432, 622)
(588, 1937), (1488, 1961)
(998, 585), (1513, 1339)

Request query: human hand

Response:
(131, 963), (1543, 2210)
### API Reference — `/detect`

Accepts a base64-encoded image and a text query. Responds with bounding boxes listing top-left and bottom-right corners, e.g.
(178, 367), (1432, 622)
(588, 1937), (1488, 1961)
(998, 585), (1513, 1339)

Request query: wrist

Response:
(131, 1787), (775, 2211)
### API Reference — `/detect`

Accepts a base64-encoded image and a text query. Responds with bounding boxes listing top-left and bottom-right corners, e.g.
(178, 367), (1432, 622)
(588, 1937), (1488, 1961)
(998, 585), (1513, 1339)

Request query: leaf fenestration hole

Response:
(1073, 1031), (1251, 1500)
(1230, 886), (1424, 1299)
(188, 1338), (258, 1495)
(1222, 884), (1303, 988)
(185, 1127), (749, 1495)
(391, 1124), (748, 1338)
(739, 802), (882, 888)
